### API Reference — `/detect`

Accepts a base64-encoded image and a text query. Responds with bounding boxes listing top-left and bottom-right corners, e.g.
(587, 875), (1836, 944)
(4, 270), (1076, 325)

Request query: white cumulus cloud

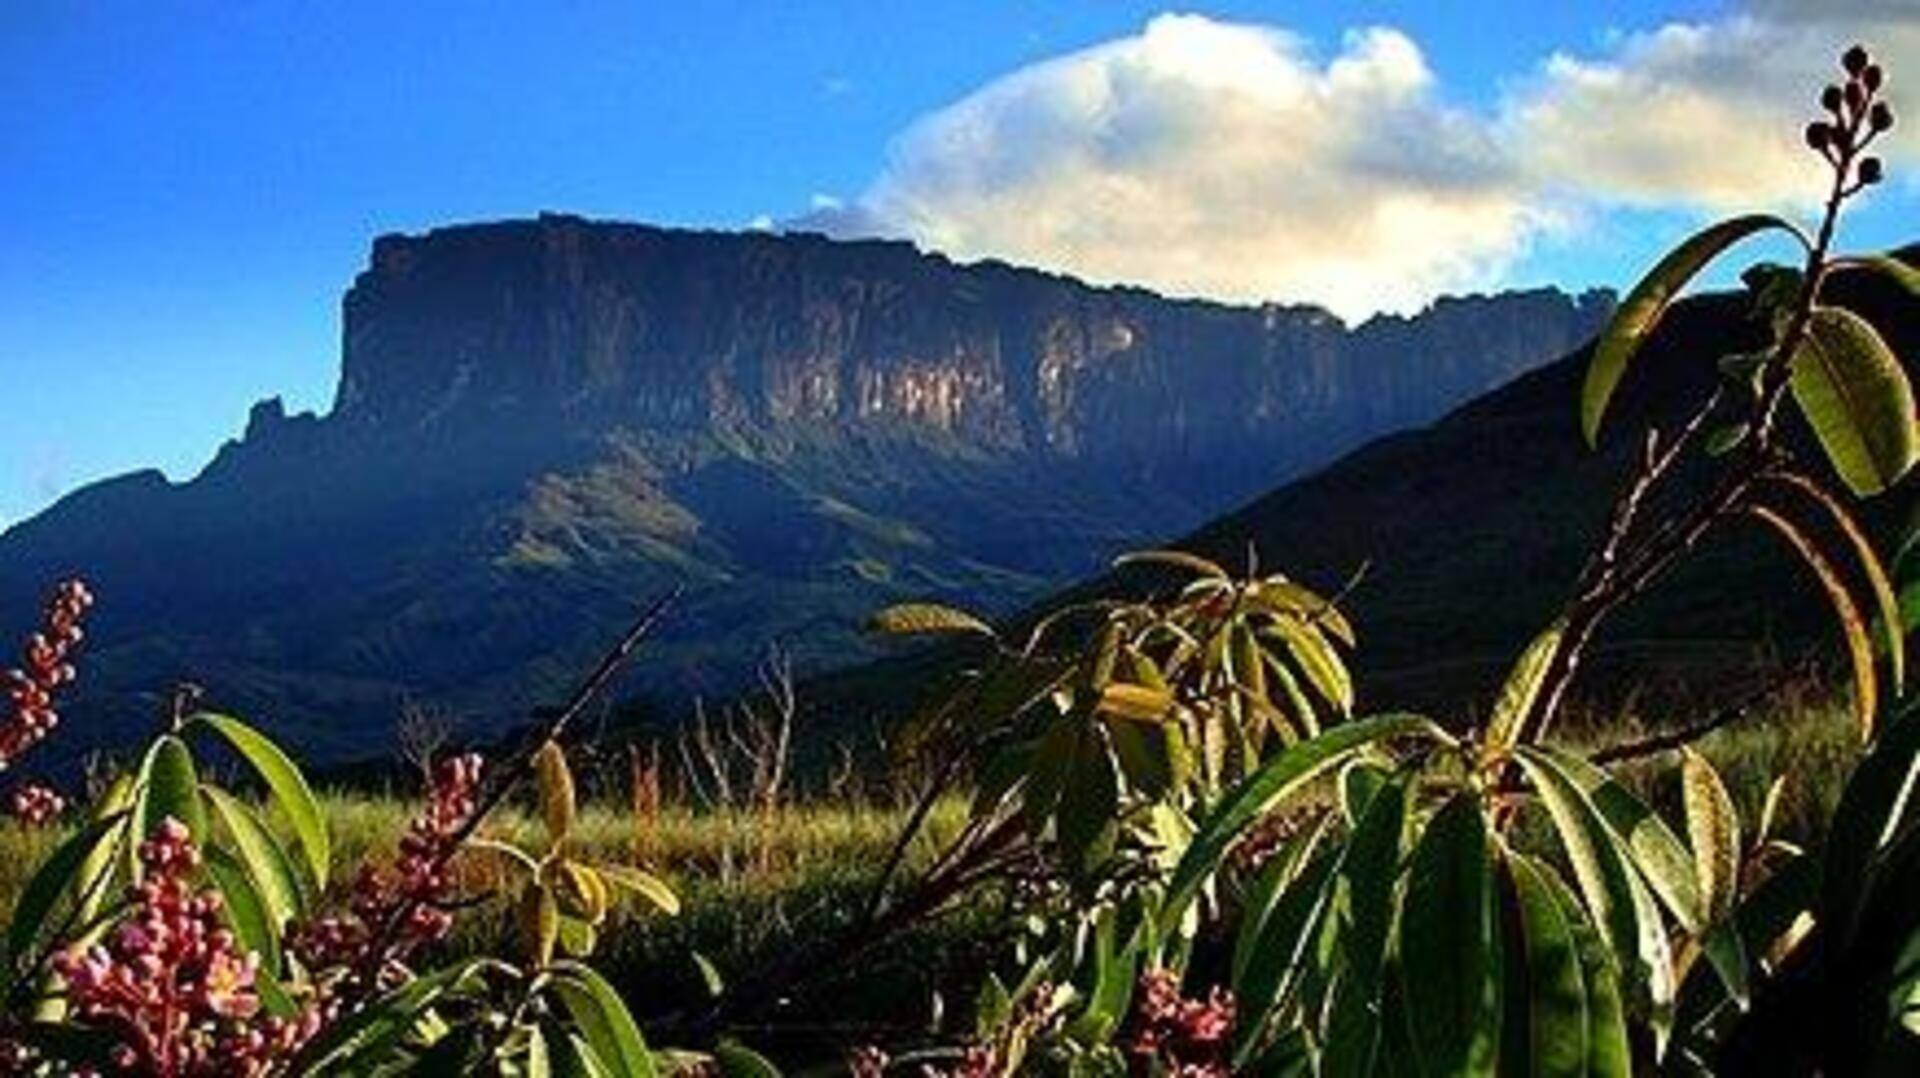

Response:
(797, 6), (1920, 320)
(1510, 5), (1919, 211)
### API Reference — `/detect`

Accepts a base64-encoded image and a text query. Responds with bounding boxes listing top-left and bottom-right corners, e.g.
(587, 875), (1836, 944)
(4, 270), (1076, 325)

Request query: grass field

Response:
(0, 691), (1866, 1062)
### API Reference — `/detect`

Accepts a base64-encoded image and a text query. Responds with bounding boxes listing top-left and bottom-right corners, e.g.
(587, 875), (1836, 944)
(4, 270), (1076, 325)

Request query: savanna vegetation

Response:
(0, 45), (1916, 1077)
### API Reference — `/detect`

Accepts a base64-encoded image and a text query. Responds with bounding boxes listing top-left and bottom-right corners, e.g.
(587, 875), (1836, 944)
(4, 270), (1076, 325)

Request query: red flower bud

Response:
(1864, 64), (1884, 92)
(1871, 102), (1895, 132)
(1844, 45), (1870, 76)
(1860, 156), (1884, 185)
(1822, 84), (1844, 113)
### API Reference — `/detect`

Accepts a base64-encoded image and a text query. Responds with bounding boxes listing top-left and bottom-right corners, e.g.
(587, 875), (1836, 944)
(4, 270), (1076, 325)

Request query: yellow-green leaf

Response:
(599, 864), (680, 916)
(866, 602), (994, 636)
(134, 735), (207, 848)
(518, 883), (559, 967)
(1789, 305), (1919, 496)
(1096, 682), (1173, 724)
(534, 740), (577, 845)
(1583, 214), (1801, 445)
(1750, 503), (1879, 738)
(1263, 618), (1353, 716)
(202, 785), (304, 926)
(190, 713), (330, 888)
(1482, 618), (1567, 763)
(1769, 471), (1905, 693)
(1680, 748), (1741, 923)
(1112, 548), (1229, 579)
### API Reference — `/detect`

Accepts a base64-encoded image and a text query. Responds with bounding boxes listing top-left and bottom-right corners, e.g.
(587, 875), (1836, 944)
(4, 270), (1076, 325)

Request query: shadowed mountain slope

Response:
(0, 215), (1608, 763)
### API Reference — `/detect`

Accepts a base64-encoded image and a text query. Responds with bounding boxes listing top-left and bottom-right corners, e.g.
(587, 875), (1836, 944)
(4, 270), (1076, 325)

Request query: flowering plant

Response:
(0, 585), (715, 1077)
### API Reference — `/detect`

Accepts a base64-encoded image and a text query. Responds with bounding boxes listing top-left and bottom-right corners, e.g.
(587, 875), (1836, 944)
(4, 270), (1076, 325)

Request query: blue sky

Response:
(2, 0), (1915, 526)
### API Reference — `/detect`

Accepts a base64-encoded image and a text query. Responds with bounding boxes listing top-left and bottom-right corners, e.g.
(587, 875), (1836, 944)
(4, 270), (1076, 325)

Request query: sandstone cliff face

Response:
(0, 215), (1611, 761)
(332, 215), (1609, 501)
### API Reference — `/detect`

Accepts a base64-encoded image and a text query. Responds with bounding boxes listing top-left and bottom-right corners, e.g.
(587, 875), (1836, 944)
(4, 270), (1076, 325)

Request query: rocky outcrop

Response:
(330, 215), (1609, 504)
(0, 214), (1611, 762)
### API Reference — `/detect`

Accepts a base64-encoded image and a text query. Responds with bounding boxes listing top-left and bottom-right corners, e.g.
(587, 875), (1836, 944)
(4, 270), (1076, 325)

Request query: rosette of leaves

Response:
(873, 548), (1357, 876)
(483, 740), (680, 968)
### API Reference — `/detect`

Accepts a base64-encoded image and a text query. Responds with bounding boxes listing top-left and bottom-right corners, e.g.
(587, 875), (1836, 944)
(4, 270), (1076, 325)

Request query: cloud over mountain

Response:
(799, 5), (1919, 321)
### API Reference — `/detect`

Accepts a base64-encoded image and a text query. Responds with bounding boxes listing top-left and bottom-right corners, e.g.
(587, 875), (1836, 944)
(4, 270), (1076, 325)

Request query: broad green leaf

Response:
(1401, 793), (1501, 1077)
(866, 601), (994, 636)
(534, 741), (578, 845)
(1705, 423), (1749, 456)
(1233, 852), (1340, 1057)
(287, 958), (475, 1073)
(134, 735), (207, 848)
(1022, 719), (1076, 836)
(7, 812), (125, 962)
(191, 713), (330, 887)
(1161, 713), (1447, 932)
(1515, 748), (1675, 1042)
(550, 960), (658, 1078)
(1680, 749), (1741, 923)
(74, 776), (134, 929)
(713, 1039), (781, 1077)
(472, 837), (543, 875)
(1482, 619), (1567, 762)
(1534, 747), (1705, 934)
(1750, 504), (1879, 739)
(1338, 757), (1391, 827)
(202, 785), (303, 927)
(1113, 548), (1229, 579)
(1504, 853), (1590, 1078)
(1336, 774), (1410, 981)
(1231, 815), (1330, 985)
(1790, 305), (1919, 496)
(1582, 214), (1801, 445)
(1318, 775), (1410, 1077)
(203, 846), (281, 978)
(1546, 872), (1633, 1078)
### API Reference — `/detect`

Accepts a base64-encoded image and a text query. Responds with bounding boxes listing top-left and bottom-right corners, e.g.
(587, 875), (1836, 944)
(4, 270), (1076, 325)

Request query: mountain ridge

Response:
(0, 214), (1612, 763)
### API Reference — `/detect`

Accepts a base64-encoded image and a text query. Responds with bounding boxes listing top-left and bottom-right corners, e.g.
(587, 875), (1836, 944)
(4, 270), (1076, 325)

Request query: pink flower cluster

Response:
(292, 753), (482, 989)
(1124, 969), (1235, 1078)
(1, 579), (93, 771)
(53, 818), (308, 1077)
(7, 781), (66, 826)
